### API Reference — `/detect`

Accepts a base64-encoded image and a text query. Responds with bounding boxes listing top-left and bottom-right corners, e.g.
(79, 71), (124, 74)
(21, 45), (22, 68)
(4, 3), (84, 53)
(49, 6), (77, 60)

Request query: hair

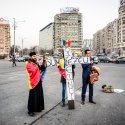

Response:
(29, 52), (36, 57)
(84, 49), (90, 54)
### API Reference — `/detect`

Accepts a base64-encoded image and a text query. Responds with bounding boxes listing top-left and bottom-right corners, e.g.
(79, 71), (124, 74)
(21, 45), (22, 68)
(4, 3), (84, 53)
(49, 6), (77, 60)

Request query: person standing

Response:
(26, 52), (44, 116)
(58, 54), (66, 107)
(81, 49), (96, 105)
(39, 55), (47, 82)
(58, 53), (75, 107)
(12, 55), (16, 67)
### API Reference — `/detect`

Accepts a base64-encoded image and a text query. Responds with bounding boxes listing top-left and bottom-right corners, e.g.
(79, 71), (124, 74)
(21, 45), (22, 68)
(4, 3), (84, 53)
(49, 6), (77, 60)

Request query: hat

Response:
(92, 66), (100, 75)
(29, 52), (36, 57)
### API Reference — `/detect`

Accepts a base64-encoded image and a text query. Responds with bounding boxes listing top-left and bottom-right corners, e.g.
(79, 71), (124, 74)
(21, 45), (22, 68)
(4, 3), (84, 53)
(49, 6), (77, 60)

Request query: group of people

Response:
(26, 49), (99, 116)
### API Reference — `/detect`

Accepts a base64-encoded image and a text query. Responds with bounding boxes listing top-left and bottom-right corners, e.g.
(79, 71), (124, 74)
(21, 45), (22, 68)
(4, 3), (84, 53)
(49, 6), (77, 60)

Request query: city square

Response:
(0, 0), (125, 125)
(0, 60), (125, 125)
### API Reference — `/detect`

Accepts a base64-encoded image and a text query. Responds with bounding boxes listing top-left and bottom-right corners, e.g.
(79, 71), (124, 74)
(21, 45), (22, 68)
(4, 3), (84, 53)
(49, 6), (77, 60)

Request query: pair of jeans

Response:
(62, 80), (66, 103)
(81, 77), (93, 101)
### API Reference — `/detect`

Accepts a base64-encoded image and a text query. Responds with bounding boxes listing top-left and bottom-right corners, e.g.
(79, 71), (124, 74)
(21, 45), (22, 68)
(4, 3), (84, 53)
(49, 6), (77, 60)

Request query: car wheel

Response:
(116, 61), (119, 64)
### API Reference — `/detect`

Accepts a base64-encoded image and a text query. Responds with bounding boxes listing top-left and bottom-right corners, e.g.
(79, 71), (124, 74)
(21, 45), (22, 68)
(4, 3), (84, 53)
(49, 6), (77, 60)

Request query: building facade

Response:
(117, 0), (125, 55)
(83, 39), (93, 50)
(39, 23), (54, 51)
(54, 7), (83, 54)
(0, 18), (10, 57)
(93, 0), (125, 56)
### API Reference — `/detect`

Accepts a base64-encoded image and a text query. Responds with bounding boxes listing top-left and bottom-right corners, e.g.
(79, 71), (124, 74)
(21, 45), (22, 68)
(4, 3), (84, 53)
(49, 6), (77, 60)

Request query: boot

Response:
(89, 98), (96, 104)
(81, 95), (85, 105)
(61, 99), (65, 107)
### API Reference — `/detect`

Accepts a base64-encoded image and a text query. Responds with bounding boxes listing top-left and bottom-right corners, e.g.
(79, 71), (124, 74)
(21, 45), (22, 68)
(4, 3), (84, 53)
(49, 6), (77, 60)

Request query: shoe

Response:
(28, 112), (35, 117)
(61, 102), (65, 107)
(81, 101), (85, 105)
(89, 100), (96, 104)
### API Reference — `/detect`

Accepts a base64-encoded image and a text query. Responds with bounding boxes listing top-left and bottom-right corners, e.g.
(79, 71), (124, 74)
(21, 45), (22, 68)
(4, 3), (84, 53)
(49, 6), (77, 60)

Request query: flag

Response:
(58, 66), (66, 79)
(67, 40), (71, 47)
(62, 40), (71, 47)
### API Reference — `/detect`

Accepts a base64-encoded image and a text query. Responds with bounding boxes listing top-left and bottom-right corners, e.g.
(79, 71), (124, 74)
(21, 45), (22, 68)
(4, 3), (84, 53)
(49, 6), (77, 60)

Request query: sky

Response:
(0, 0), (120, 49)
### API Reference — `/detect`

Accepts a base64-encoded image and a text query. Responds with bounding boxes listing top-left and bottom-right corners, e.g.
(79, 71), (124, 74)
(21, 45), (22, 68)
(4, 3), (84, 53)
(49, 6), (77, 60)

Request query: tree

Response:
(9, 45), (21, 56)
(23, 48), (29, 55)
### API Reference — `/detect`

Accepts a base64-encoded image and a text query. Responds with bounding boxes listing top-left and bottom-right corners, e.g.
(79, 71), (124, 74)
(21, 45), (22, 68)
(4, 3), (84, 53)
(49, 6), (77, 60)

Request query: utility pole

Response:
(13, 18), (16, 56)
(22, 39), (23, 57)
(13, 18), (25, 56)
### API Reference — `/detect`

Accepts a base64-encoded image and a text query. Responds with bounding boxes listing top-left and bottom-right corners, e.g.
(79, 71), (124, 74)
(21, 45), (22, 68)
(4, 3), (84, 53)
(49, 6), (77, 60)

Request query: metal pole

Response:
(22, 39), (23, 57)
(13, 18), (25, 56)
(13, 18), (15, 56)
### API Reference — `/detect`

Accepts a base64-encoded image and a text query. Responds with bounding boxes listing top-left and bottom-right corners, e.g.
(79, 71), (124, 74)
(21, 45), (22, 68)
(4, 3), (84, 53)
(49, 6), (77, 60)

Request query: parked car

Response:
(17, 57), (25, 62)
(92, 56), (99, 64)
(23, 55), (29, 61)
(9, 57), (18, 62)
(98, 56), (113, 63)
(114, 57), (125, 64)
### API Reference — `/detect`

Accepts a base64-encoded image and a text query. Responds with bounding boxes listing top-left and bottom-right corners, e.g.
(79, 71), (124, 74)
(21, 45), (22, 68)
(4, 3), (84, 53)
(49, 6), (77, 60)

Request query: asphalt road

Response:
(0, 60), (125, 125)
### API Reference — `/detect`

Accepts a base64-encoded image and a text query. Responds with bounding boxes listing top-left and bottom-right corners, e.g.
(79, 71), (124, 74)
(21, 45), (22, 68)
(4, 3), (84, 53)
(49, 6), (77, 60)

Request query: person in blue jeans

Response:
(59, 53), (75, 107)
(60, 75), (66, 106)
(81, 49), (96, 105)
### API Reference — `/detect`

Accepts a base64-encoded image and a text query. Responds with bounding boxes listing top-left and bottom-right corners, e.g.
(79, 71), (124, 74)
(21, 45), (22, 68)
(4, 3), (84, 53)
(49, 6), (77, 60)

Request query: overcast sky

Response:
(0, 0), (120, 48)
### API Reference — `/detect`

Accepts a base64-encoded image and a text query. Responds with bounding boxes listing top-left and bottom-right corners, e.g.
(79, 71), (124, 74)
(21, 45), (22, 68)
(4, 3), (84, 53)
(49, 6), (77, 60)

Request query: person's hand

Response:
(90, 60), (94, 64)
(39, 59), (43, 64)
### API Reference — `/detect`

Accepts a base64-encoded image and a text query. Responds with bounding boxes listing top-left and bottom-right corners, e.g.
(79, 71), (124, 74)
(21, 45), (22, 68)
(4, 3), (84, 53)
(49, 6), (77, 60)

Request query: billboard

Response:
(120, 0), (125, 6)
(60, 7), (79, 13)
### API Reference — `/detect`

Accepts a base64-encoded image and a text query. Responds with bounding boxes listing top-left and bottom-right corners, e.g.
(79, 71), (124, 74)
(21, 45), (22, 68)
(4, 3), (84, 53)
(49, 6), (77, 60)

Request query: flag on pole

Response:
(62, 40), (71, 47)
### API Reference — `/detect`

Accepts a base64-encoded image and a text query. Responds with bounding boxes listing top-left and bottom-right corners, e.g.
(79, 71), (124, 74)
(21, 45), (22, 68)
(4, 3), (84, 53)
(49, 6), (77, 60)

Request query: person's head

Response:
(84, 49), (91, 57)
(29, 52), (37, 61)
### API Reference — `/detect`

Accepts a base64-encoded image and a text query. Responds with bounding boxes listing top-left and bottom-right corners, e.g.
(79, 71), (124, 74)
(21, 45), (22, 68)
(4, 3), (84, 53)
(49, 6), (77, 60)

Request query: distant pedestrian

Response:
(81, 49), (96, 105)
(26, 52), (45, 116)
(12, 55), (16, 67)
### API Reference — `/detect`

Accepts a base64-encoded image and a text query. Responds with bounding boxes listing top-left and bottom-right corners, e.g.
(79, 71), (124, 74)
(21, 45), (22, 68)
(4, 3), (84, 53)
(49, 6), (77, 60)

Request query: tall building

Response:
(93, 19), (118, 55)
(54, 7), (83, 54)
(39, 23), (54, 51)
(117, 0), (125, 55)
(83, 39), (93, 50)
(39, 23), (54, 50)
(93, 0), (125, 56)
(0, 18), (10, 57)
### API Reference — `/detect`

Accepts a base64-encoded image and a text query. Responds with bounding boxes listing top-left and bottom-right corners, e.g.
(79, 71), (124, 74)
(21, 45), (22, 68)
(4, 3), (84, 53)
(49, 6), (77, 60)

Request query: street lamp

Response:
(13, 18), (25, 56)
(21, 39), (24, 57)
(21, 38), (26, 57)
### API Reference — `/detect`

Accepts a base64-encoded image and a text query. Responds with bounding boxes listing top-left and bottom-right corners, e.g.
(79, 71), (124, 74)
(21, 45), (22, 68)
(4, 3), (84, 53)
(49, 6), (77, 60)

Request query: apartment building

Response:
(93, 0), (125, 56)
(39, 23), (54, 51)
(0, 18), (10, 57)
(54, 7), (83, 54)
(83, 39), (93, 50)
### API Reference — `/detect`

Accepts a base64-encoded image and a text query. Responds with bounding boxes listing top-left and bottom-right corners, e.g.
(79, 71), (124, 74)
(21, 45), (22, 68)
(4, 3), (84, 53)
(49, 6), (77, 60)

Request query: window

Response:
(123, 20), (125, 24)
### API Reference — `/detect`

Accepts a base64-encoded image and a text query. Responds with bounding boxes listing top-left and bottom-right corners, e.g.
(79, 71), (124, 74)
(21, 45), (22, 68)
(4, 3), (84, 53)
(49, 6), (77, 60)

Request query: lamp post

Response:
(22, 39), (23, 57)
(21, 38), (26, 57)
(13, 18), (25, 56)
(13, 18), (16, 55)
